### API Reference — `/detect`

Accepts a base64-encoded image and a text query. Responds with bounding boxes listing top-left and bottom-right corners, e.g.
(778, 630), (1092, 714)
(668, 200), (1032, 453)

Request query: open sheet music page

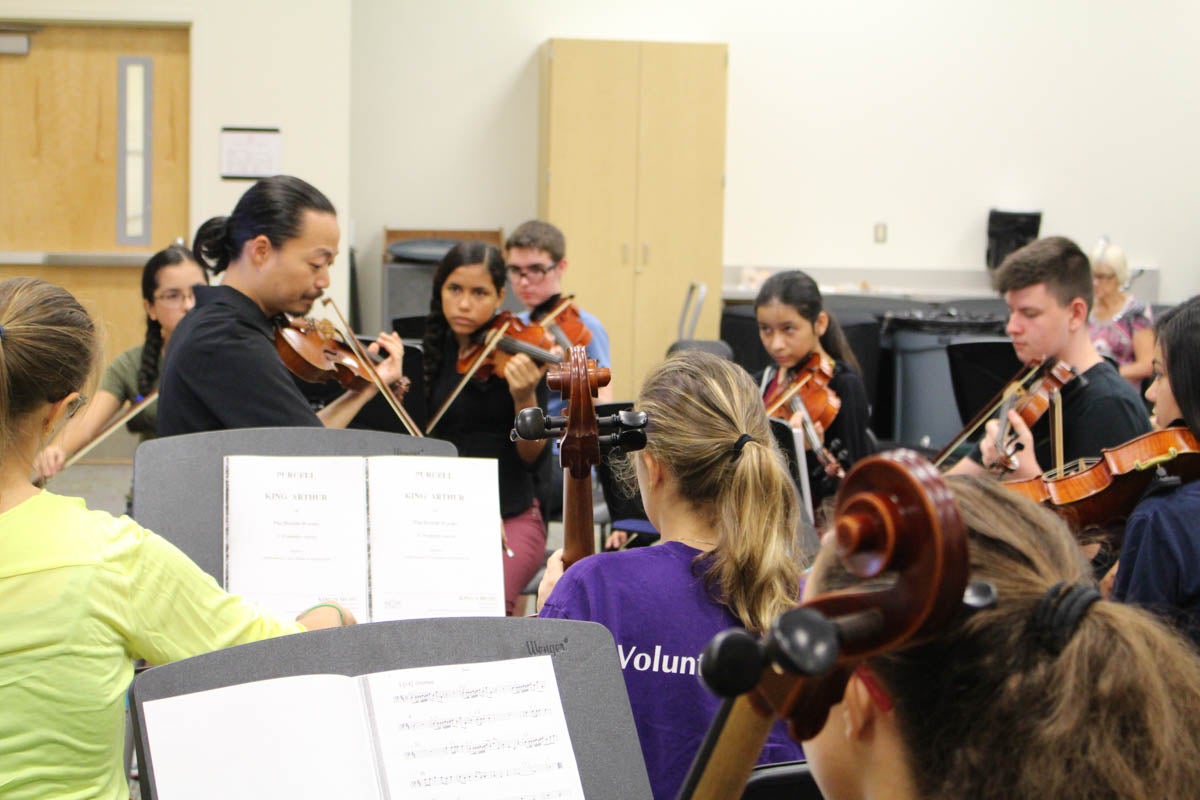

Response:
(139, 657), (584, 800)
(363, 656), (585, 799)
(366, 456), (505, 619)
(142, 673), (383, 799)
(225, 455), (370, 621)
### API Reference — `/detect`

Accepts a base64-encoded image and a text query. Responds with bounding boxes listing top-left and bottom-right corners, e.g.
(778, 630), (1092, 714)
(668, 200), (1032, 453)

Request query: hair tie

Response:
(730, 433), (754, 460)
(1028, 581), (1100, 656)
(0, 324), (6, 341)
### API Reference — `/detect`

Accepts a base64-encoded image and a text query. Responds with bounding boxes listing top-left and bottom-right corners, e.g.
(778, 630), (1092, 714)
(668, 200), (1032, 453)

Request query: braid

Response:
(422, 307), (450, 406)
(136, 318), (163, 398)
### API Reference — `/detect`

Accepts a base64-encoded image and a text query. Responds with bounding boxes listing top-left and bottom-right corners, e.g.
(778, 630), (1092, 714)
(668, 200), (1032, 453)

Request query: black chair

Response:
(391, 314), (427, 339)
(668, 338), (735, 361)
(593, 402), (660, 546)
(292, 341), (427, 433)
(742, 760), (824, 799)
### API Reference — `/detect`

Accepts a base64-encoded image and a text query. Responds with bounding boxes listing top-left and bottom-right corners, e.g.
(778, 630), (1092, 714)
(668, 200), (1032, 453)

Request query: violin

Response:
(274, 308), (423, 438)
(528, 294), (593, 351)
(275, 316), (378, 392)
(764, 352), (845, 478)
(989, 359), (1078, 474)
(427, 311), (562, 434)
(677, 449), (987, 799)
(512, 346), (647, 568)
(454, 310), (562, 379)
(1006, 426), (1200, 535)
(933, 358), (1078, 471)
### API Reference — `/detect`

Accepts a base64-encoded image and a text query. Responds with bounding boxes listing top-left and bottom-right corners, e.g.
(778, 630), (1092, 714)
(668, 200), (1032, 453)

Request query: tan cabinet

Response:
(538, 39), (727, 399)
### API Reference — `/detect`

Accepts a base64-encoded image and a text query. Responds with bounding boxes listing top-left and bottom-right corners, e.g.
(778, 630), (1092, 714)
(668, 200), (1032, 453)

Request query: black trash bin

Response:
(885, 311), (1007, 451)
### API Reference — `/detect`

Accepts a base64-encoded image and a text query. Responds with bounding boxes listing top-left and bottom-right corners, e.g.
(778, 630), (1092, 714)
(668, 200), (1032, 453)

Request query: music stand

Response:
(130, 618), (653, 799)
(945, 339), (1022, 426)
(132, 427), (455, 582)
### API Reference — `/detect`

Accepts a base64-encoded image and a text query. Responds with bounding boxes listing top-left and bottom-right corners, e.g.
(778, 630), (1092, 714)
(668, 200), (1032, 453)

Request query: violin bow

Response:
(764, 371), (814, 418)
(534, 294), (576, 352)
(59, 392), (159, 472)
(933, 359), (1043, 469)
(425, 318), (512, 435)
(321, 298), (424, 438)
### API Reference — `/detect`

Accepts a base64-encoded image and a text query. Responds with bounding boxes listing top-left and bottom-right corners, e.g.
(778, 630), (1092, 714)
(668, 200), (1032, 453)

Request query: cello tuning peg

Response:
(962, 581), (998, 613)
(764, 607), (841, 677)
(699, 628), (768, 699)
(513, 407), (550, 440)
(618, 409), (648, 429)
(618, 428), (647, 452)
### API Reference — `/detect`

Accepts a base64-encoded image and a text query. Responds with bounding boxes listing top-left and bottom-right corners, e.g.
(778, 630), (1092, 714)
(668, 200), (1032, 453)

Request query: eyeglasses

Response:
(153, 288), (196, 306)
(66, 394), (88, 419)
(505, 262), (559, 284)
(1092, 272), (1117, 283)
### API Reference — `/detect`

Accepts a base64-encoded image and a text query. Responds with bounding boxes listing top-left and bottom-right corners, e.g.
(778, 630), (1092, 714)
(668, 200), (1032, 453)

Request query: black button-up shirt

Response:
(158, 284), (321, 436)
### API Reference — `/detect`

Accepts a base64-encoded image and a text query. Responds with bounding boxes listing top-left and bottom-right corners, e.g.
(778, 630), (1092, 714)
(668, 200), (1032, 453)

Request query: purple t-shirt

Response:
(539, 541), (805, 799)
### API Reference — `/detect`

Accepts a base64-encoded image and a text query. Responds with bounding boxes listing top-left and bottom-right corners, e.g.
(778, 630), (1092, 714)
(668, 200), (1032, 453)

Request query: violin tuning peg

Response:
(699, 628), (767, 699)
(765, 607), (841, 677)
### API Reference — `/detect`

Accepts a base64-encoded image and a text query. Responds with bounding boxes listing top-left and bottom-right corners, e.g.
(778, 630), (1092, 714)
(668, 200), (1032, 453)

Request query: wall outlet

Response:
(874, 222), (887, 244)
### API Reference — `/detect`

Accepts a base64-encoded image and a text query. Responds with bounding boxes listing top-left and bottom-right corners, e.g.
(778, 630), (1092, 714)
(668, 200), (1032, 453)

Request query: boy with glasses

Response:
(505, 220), (612, 520)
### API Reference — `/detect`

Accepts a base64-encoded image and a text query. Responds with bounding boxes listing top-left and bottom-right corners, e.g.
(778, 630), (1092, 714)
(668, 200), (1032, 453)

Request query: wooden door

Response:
(540, 39), (640, 399)
(633, 42), (728, 387)
(0, 24), (189, 360)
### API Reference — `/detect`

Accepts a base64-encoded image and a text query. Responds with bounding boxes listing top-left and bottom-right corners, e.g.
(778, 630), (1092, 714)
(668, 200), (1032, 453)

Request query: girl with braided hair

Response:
(34, 243), (207, 481)
(422, 240), (551, 616)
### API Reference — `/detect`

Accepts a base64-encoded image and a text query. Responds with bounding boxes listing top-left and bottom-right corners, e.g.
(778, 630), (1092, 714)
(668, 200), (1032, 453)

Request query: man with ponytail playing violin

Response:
(949, 236), (1149, 480)
(506, 220), (612, 520)
(159, 176), (407, 436)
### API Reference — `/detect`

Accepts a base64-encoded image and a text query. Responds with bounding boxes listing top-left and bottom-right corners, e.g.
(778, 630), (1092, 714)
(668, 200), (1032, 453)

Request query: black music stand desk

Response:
(130, 617), (652, 799)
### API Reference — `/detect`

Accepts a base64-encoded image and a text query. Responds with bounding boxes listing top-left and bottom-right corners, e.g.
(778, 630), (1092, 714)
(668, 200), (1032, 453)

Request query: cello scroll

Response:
(678, 450), (992, 799)
(512, 346), (646, 569)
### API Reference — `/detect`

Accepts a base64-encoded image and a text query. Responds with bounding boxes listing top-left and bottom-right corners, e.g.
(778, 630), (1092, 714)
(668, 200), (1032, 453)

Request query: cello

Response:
(513, 346), (647, 568)
(677, 449), (993, 799)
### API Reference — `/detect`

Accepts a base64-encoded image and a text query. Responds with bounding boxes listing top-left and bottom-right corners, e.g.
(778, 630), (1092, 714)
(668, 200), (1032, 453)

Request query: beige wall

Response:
(351, 0), (1200, 331)
(0, 0), (354, 312)
(4, 0), (1197, 333)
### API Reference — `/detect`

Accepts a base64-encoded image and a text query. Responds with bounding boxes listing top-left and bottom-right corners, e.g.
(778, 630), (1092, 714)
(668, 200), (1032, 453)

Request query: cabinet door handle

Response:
(622, 243), (630, 265)
(641, 243), (650, 265)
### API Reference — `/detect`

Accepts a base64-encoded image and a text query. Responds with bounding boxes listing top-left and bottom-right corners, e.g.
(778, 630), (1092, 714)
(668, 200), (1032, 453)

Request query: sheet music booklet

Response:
(223, 454), (505, 622)
(141, 655), (586, 800)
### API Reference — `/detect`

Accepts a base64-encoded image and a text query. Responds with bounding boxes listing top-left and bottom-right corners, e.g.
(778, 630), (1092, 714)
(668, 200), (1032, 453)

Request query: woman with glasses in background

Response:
(1088, 239), (1154, 392)
(34, 243), (207, 480)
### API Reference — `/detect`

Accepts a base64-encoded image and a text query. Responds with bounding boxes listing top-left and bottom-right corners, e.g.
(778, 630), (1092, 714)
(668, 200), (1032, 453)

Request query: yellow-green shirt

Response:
(0, 492), (304, 799)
